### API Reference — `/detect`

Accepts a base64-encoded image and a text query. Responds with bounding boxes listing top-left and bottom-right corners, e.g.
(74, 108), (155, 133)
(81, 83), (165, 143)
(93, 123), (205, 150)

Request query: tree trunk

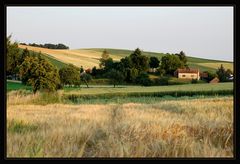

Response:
(84, 80), (89, 88)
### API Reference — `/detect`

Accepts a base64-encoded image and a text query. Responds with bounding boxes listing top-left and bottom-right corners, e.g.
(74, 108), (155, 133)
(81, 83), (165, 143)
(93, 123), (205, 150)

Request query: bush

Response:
(136, 73), (153, 86)
(154, 77), (169, 86)
(89, 78), (111, 85)
(191, 79), (198, 84)
(59, 64), (80, 86)
(168, 77), (191, 85)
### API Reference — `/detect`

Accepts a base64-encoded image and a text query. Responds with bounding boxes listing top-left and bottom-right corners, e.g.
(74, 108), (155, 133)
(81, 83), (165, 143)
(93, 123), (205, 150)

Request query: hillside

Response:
(18, 45), (233, 72)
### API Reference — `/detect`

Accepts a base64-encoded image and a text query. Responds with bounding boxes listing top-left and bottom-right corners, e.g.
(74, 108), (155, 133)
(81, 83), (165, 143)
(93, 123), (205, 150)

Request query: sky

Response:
(7, 7), (233, 61)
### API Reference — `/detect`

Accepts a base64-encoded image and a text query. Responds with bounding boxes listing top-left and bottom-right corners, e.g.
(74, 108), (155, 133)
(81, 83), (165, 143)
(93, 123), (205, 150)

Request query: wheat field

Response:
(18, 45), (121, 69)
(7, 91), (233, 158)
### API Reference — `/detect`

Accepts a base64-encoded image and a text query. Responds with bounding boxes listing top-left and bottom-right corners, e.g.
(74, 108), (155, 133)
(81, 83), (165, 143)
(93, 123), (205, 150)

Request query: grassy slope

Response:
(7, 81), (32, 91)
(18, 45), (233, 72)
(18, 48), (68, 70)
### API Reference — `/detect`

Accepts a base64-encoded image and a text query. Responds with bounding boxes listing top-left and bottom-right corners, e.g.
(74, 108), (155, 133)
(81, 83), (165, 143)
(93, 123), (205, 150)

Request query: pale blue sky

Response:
(7, 7), (233, 61)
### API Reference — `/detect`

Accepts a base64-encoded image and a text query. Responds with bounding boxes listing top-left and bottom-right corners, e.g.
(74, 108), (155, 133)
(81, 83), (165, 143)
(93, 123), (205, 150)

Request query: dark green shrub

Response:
(155, 77), (169, 85)
(135, 72), (153, 86)
(191, 79), (198, 84)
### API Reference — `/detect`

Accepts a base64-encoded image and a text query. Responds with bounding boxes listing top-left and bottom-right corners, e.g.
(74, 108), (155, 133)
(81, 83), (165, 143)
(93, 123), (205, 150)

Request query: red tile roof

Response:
(176, 68), (199, 73)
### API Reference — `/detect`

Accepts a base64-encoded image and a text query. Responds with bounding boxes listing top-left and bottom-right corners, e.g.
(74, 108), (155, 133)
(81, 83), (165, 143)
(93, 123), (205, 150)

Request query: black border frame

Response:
(1, 0), (239, 161)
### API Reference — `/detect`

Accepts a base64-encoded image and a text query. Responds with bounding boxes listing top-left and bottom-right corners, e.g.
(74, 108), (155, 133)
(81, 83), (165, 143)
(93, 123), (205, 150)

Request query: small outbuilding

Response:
(209, 77), (219, 83)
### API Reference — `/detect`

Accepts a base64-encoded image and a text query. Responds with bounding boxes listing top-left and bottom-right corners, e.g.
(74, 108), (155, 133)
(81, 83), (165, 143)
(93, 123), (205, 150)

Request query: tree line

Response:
(20, 42), (69, 49)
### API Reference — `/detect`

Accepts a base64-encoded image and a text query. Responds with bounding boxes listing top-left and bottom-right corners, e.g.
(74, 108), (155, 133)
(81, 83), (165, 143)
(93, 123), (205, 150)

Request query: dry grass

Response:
(7, 92), (233, 158)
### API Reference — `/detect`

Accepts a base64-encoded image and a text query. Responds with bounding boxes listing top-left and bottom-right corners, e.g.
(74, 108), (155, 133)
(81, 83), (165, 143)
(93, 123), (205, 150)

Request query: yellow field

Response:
(196, 63), (234, 71)
(18, 45), (121, 69)
(7, 91), (233, 158)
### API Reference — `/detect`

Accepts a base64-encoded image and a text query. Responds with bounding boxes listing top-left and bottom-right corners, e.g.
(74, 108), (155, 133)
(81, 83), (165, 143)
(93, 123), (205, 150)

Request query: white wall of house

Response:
(178, 73), (200, 80)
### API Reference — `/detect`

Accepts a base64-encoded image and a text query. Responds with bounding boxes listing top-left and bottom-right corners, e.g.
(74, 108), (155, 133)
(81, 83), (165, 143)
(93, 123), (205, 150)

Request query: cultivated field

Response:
(7, 91), (233, 158)
(18, 45), (121, 69)
(196, 62), (233, 71)
(18, 45), (233, 72)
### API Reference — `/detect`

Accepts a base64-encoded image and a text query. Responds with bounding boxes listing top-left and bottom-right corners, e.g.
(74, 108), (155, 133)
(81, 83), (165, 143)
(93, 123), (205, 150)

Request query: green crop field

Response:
(64, 82), (233, 95)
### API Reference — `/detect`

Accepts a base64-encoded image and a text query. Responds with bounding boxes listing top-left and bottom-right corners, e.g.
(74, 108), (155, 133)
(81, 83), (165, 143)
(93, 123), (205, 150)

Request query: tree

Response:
(106, 69), (124, 88)
(135, 72), (152, 86)
(28, 43), (69, 49)
(91, 66), (97, 76)
(149, 57), (160, 69)
(216, 64), (232, 82)
(6, 35), (21, 79)
(129, 48), (149, 73)
(80, 66), (84, 73)
(59, 64), (80, 87)
(176, 51), (188, 67)
(99, 50), (110, 68)
(104, 58), (114, 71)
(19, 48), (30, 65)
(160, 54), (185, 75)
(156, 67), (166, 77)
(126, 68), (138, 83)
(80, 73), (92, 88)
(19, 56), (61, 93)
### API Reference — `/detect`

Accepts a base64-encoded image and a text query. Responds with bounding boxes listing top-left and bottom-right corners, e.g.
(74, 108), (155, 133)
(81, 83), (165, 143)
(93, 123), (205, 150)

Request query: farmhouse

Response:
(174, 68), (200, 80)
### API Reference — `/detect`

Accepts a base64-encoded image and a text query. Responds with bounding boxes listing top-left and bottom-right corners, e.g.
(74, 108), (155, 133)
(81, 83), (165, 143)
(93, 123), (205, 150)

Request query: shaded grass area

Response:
(28, 50), (68, 69)
(7, 81), (32, 92)
(19, 48), (68, 70)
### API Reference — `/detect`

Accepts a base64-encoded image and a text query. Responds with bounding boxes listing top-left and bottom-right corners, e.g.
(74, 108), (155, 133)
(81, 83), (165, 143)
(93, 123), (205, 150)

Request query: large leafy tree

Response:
(176, 51), (188, 67)
(160, 54), (185, 75)
(129, 48), (149, 73)
(59, 64), (80, 86)
(216, 64), (233, 82)
(149, 57), (160, 69)
(80, 73), (92, 88)
(135, 72), (152, 86)
(19, 56), (61, 93)
(6, 35), (21, 78)
(117, 48), (149, 82)
(19, 48), (30, 65)
(106, 69), (124, 88)
(99, 49), (111, 68)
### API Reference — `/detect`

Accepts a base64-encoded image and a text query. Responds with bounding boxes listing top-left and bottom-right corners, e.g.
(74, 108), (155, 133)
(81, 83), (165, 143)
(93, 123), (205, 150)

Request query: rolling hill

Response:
(18, 44), (233, 72)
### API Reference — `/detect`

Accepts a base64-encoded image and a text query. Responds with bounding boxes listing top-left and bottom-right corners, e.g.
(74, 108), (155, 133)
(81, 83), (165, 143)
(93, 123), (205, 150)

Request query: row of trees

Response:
(20, 42), (69, 49)
(88, 49), (188, 86)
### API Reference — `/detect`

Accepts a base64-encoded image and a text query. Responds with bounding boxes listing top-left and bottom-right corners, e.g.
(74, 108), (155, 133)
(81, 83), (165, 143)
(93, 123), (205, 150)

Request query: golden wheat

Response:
(7, 92), (233, 158)
(18, 45), (121, 69)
